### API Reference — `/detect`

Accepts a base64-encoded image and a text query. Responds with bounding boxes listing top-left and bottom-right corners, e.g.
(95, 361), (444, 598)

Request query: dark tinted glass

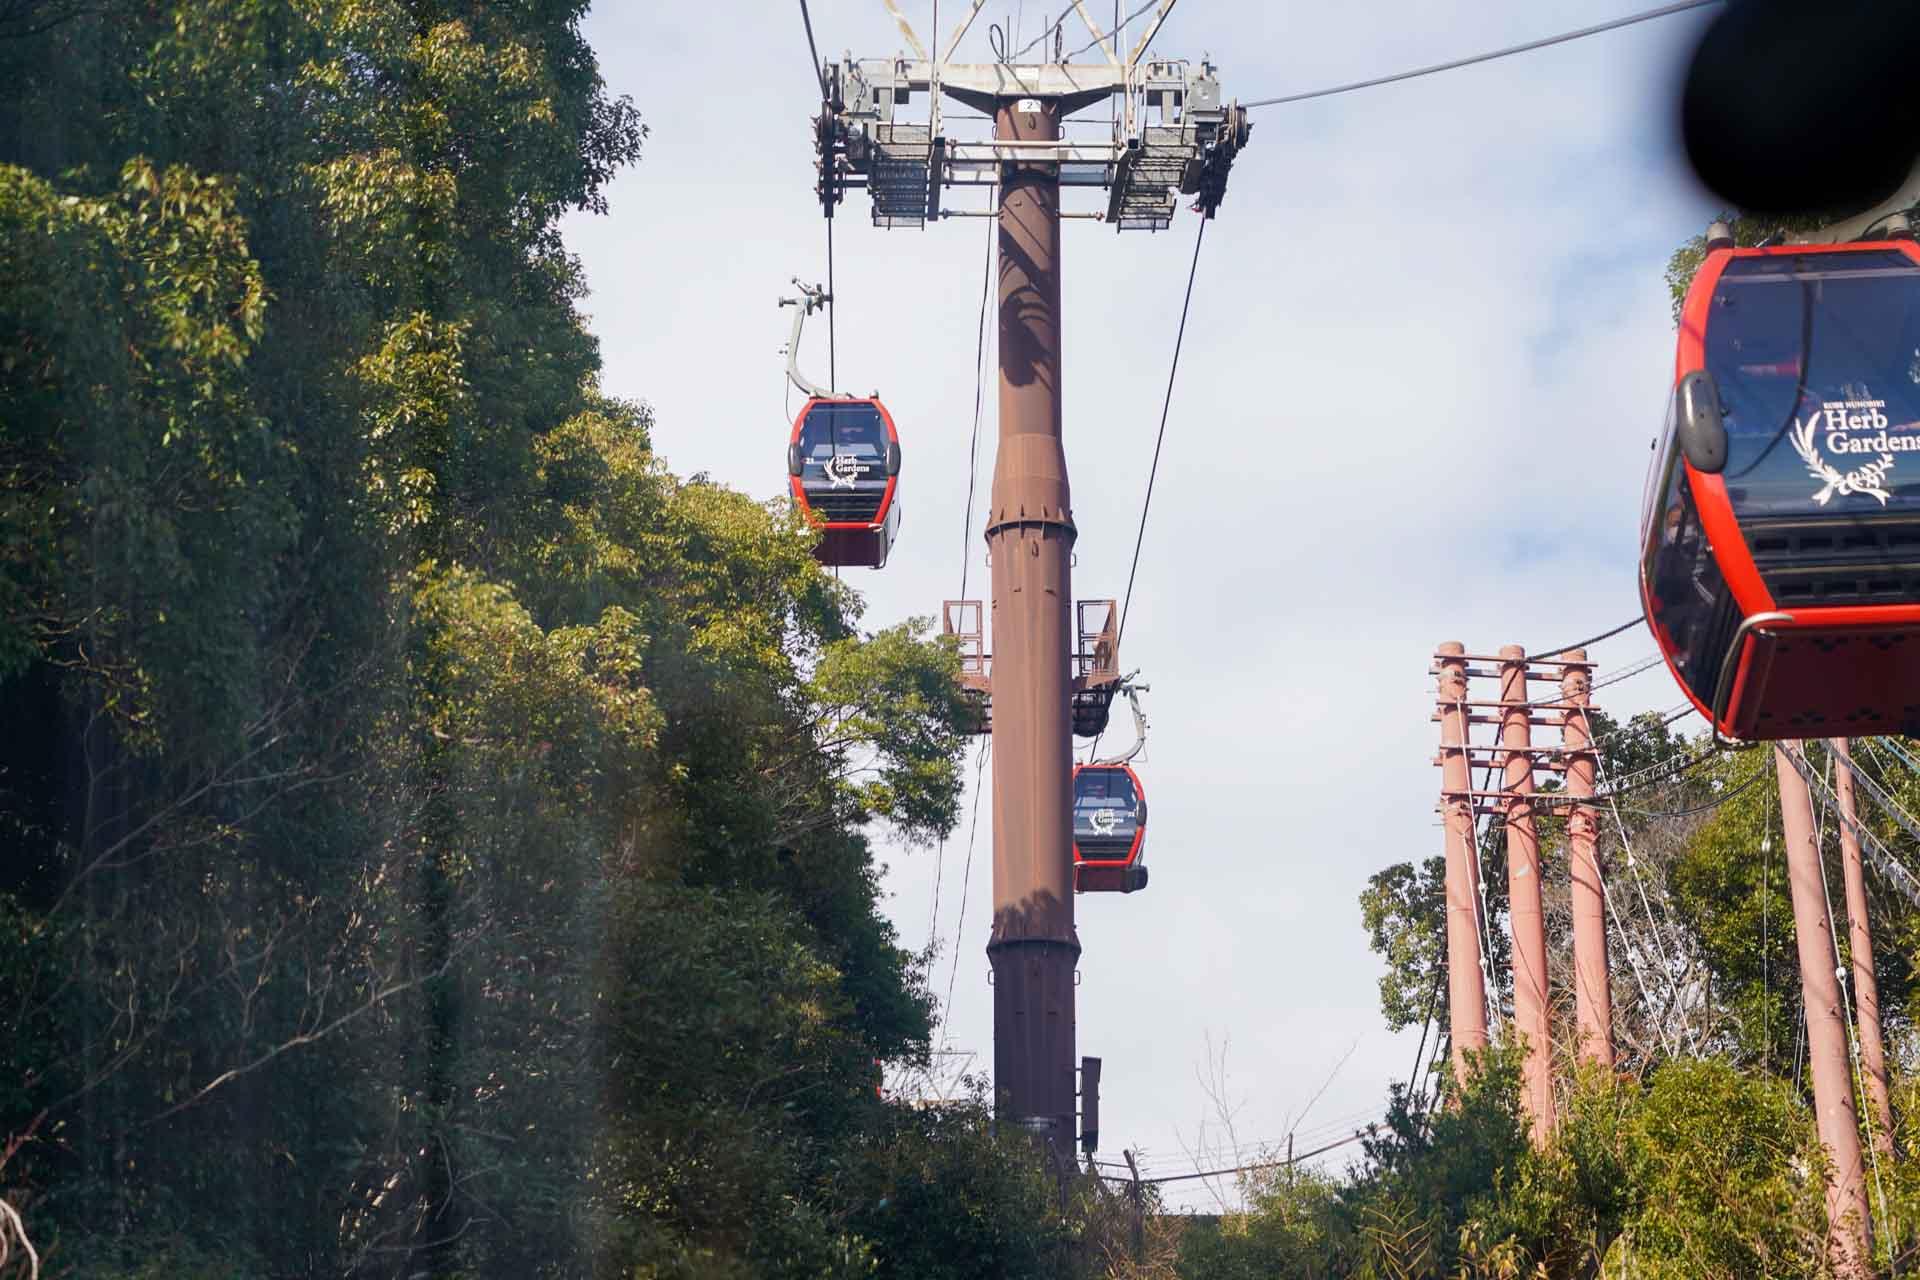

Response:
(1644, 444), (1732, 707)
(1073, 768), (1139, 858)
(798, 402), (888, 488)
(1708, 252), (1920, 517)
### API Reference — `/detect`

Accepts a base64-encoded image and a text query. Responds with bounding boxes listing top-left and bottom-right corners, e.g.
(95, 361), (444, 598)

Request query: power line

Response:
(937, 739), (991, 1044)
(1616, 764), (1766, 819)
(1127, 1127), (1376, 1186)
(1063, 0), (1162, 61)
(1243, 1), (1722, 110)
(931, 220), (996, 970)
(1778, 743), (1920, 910)
(1591, 652), (1665, 692)
(1532, 614), (1648, 662)
(1499, 651), (1663, 712)
(1132, 1103), (1386, 1174)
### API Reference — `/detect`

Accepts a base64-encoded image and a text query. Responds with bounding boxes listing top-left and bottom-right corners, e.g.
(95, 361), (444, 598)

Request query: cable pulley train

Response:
(1642, 219), (1920, 740)
(1073, 682), (1151, 895)
(780, 281), (901, 569)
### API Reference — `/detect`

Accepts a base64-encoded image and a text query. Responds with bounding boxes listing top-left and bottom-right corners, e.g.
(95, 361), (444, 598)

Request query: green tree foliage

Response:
(1359, 710), (1688, 1053)
(1664, 212), (1855, 323)
(1330, 688), (1920, 1278)
(1176, 1052), (1830, 1280)
(0, 3), (1054, 1275)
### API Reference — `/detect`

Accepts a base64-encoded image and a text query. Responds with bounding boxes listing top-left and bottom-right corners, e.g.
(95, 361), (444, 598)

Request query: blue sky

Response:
(562, 0), (1724, 1208)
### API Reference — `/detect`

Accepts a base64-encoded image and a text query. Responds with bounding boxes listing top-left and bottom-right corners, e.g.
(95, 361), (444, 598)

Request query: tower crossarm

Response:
(816, 56), (1251, 230)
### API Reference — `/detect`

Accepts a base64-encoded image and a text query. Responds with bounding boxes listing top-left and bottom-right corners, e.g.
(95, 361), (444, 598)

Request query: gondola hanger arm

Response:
(1094, 676), (1150, 767)
(778, 280), (841, 401)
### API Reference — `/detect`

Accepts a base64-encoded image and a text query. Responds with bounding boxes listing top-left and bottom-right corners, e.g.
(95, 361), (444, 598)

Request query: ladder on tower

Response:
(870, 124), (933, 228)
(1108, 125), (1188, 231)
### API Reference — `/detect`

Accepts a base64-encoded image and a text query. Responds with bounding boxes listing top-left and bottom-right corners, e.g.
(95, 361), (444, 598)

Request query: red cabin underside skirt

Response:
(815, 526), (889, 570)
(1074, 864), (1148, 894)
(1730, 622), (1920, 739)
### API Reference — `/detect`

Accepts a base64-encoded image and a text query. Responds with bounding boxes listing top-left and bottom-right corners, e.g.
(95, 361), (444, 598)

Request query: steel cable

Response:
(1242, 1), (1723, 110)
(1116, 215), (1207, 651)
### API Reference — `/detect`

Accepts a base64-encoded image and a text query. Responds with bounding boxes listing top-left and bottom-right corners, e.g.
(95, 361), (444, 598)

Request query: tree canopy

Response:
(0, 4), (1060, 1275)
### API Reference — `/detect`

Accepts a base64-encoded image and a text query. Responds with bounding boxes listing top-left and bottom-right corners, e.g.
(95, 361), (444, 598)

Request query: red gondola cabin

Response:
(788, 396), (901, 569)
(1642, 236), (1920, 740)
(1073, 763), (1148, 894)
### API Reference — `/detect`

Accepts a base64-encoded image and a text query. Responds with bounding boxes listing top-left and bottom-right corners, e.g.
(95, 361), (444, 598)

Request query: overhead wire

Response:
(1784, 744), (1920, 911)
(1590, 719), (1699, 1051)
(1531, 614), (1649, 663)
(1544, 684), (1684, 1057)
(1062, 0), (1162, 61)
(1084, 211), (1206, 764)
(1009, 0), (1158, 62)
(937, 738), (992, 1046)
(1798, 743), (1896, 1256)
(1124, 1127), (1378, 1186)
(1242, 1), (1723, 110)
(796, 1), (837, 391)
(1870, 734), (1920, 780)
(959, 215), (994, 603)
(827, 221), (837, 392)
(1141, 1103), (1388, 1172)
(1615, 766), (1767, 819)
(1845, 742), (1920, 906)
(930, 216), (998, 994)
(1116, 215), (1207, 652)
(796, 0), (827, 96)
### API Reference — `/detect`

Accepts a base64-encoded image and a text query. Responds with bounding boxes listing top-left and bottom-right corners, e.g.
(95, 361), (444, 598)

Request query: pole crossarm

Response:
(814, 54), (1249, 230)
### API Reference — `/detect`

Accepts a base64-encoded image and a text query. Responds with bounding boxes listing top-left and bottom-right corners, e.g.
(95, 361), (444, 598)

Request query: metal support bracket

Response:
(778, 279), (841, 400)
(1092, 678), (1151, 766)
(817, 54), (1250, 230)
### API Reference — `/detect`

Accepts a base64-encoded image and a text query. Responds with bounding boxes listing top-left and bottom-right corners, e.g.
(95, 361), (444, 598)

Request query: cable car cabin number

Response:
(1073, 764), (1148, 894)
(787, 397), (902, 569)
(1642, 237), (1920, 740)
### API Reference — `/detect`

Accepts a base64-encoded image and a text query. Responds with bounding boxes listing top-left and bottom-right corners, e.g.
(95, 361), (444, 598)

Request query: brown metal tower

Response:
(811, 6), (1250, 1166)
(984, 95), (1079, 1158)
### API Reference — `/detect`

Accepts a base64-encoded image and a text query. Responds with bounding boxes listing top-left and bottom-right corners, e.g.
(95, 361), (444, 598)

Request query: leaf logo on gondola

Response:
(824, 452), (868, 489)
(1088, 809), (1120, 836)
(1791, 412), (1895, 506)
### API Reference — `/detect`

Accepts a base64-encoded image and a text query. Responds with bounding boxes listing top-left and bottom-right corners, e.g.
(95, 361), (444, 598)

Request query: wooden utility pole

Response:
(1831, 738), (1894, 1159)
(1560, 652), (1613, 1067)
(1436, 641), (1489, 1088)
(1500, 645), (1553, 1141)
(1776, 743), (1872, 1276)
(1123, 1148), (1144, 1264)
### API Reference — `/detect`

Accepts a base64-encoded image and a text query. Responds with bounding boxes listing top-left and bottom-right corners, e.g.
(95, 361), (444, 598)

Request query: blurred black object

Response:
(1681, 0), (1920, 216)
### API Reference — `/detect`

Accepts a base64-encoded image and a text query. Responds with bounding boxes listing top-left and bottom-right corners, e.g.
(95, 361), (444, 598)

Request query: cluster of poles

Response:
(1435, 642), (1897, 1277)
